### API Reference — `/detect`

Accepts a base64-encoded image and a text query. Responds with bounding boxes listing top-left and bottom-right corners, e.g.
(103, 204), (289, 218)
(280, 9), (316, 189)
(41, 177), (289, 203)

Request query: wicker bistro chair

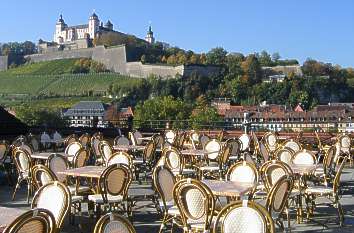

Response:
(139, 140), (157, 181)
(153, 166), (180, 233)
(260, 160), (293, 192)
(255, 141), (271, 164)
(32, 164), (57, 190)
(190, 130), (200, 150)
(226, 161), (258, 199)
(3, 208), (56, 233)
(31, 181), (71, 231)
(274, 147), (295, 166)
(199, 134), (210, 149)
(175, 131), (187, 150)
(314, 145), (336, 186)
(283, 139), (302, 153)
(238, 134), (251, 152)
(91, 135), (103, 165)
(226, 138), (242, 163)
(12, 148), (33, 203)
(262, 132), (279, 155)
(99, 141), (113, 165)
(94, 212), (136, 233)
(64, 134), (78, 148)
(72, 148), (89, 168)
(162, 147), (195, 178)
(173, 178), (215, 233)
(265, 176), (294, 231)
(19, 143), (34, 156)
(79, 133), (91, 148)
(107, 151), (133, 168)
(337, 134), (352, 165)
(47, 154), (69, 183)
(305, 156), (348, 226)
(165, 130), (177, 146)
(198, 139), (222, 179)
(213, 200), (275, 233)
(291, 149), (317, 166)
(88, 164), (132, 216)
(65, 141), (82, 157)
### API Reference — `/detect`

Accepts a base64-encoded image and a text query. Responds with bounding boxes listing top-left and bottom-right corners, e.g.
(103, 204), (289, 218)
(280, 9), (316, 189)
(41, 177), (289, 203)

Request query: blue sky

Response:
(1, 0), (353, 67)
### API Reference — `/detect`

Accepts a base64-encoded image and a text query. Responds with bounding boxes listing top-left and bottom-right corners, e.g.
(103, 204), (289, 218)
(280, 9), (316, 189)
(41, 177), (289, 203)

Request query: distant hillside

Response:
(5, 59), (80, 75)
(0, 72), (142, 98)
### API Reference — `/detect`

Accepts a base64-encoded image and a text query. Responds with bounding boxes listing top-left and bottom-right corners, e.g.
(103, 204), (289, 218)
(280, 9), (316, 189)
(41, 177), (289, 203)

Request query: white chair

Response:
(284, 139), (302, 153)
(292, 149), (316, 165)
(94, 212), (136, 233)
(239, 133), (251, 152)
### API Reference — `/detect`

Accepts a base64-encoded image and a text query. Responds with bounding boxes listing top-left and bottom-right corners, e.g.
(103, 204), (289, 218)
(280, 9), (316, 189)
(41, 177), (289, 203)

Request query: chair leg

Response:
(26, 179), (31, 204)
(12, 177), (21, 201)
(336, 201), (344, 226)
(285, 207), (291, 232)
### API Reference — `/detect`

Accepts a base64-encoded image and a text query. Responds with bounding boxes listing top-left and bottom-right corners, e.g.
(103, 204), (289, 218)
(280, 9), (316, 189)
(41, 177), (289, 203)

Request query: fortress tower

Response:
(145, 25), (155, 44)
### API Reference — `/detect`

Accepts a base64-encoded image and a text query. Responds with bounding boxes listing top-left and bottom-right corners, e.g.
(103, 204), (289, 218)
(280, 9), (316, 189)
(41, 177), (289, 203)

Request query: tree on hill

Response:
(206, 47), (228, 65)
(240, 54), (262, 85)
(190, 95), (221, 129)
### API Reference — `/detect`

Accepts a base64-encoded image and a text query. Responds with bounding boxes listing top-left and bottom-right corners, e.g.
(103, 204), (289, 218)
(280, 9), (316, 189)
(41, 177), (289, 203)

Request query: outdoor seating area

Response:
(0, 129), (353, 232)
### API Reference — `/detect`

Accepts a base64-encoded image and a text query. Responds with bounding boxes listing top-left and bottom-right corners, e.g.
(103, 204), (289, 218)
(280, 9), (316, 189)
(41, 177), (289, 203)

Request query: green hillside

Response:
(0, 72), (141, 97)
(6, 59), (79, 75)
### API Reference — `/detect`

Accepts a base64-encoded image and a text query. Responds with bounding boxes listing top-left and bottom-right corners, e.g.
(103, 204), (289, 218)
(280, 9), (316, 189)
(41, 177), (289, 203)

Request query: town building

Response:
(63, 101), (106, 128)
(215, 101), (354, 132)
(145, 26), (155, 44)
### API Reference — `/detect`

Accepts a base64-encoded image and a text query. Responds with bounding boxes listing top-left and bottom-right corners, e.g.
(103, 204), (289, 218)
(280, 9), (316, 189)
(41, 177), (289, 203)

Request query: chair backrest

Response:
(239, 134), (251, 151)
(333, 156), (348, 194)
(152, 134), (164, 149)
(64, 141), (82, 157)
(31, 181), (71, 230)
(262, 132), (278, 152)
(32, 164), (57, 189)
(257, 141), (270, 163)
(3, 208), (56, 233)
(12, 148), (32, 175)
(98, 164), (132, 203)
(107, 151), (133, 168)
(114, 136), (130, 146)
(204, 139), (221, 160)
(163, 147), (183, 173)
(173, 178), (215, 232)
(0, 141), (9, 162)
(190, 131), (200, 148)
(19, 143), (33, 155)
(292, 149), (316, 165)
(165, 130), (177, 145)
(265, 176), (293, 221)
(323, 145), (336, 174)
(143, 140), (156, 164)
(93, 212), (136, 233)
(153, 166), (176, 210)
(79, 133), (90, 148)
(213, 200), (275, 233)
(283, 139), (302, 153)
(219, 142), (233, 165)
(274, 147), (294, 165)
(225, 138), (242, 158)
(64, 134), (77, 147)
(72, 148), (89, 168)
(175, 131), (187, 149)
(99, 141), (113, 164)
(91, 136), (102, 159)
(338, 135), (351, 153)
(227, 161), (258, 184)
(28, 135), (40, 152)
(261, 160), (293, 191)
(217, 130), (225, 141)
(200, 134), (210, 149)
(47, 154), (69, 183)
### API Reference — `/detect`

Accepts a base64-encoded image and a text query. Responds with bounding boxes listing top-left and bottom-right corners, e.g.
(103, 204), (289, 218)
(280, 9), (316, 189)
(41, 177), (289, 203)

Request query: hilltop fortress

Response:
(0, 13), (219, 78)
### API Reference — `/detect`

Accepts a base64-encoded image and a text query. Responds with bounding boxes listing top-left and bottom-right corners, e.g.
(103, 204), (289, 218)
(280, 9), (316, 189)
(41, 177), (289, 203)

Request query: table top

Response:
(58, 166), (105, 178)
(31, 152), (72, 160)
(113, 145), (145, 151)
(290, 164), (317, 175)
(203, 179), (254, 197)
(0, 207), (27, 232)
(181, 149), (208, 156)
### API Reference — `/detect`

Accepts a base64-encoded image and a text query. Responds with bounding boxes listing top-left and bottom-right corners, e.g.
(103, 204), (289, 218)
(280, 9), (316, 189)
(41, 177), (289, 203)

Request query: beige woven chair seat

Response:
(68, 185), (91, 194)
(305, 186), (332, 195)
(88, 194), (124, 203)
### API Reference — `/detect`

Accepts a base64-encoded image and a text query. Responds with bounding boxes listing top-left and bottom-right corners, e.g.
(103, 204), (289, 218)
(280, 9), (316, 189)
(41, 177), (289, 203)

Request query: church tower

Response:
(54, 14), (65, 43)
(145, 25), (155, 44)
(88, 12), (100, 39)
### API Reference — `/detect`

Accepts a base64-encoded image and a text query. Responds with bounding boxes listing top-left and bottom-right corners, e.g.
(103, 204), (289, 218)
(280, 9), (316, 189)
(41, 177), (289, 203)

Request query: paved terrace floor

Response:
(1, 168), (354, 233)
